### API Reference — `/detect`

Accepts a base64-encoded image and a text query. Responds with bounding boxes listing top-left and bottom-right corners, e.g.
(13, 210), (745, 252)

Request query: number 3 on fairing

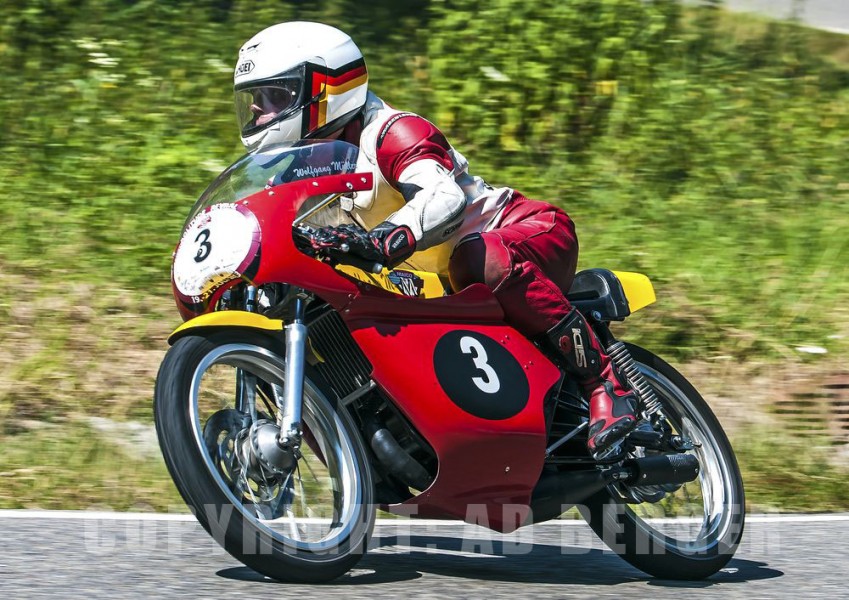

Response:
(194, 228), (212, 263)
(460, 336), (501, 394)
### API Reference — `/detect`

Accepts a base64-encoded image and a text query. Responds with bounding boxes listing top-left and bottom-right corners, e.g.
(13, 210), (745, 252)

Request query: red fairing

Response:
(252, 174), (560, 531)
(241, 173), (374, 310)
(173, 172), (377, 320)
(375, 114), (455, 186)
(345, 302), (561, 533)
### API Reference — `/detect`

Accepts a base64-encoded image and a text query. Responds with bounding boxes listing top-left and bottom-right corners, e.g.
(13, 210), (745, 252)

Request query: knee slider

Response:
(448, 233), (511, 292)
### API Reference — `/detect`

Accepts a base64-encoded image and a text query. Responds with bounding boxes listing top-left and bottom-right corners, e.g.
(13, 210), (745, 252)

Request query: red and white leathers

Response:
(342, 93), (511, 279)
(342, 92), (568, 336)
(230, 21), (634, 455)
(341, 92), (637, 457)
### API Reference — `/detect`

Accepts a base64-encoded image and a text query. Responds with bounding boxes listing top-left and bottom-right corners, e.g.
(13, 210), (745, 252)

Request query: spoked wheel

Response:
(581, 343), (745, 580)
(154, 331), (375, 583)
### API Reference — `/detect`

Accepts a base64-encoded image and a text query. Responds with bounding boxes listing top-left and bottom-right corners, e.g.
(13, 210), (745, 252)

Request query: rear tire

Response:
(154, 331), (375, 582)
(581, 344), (745, 580)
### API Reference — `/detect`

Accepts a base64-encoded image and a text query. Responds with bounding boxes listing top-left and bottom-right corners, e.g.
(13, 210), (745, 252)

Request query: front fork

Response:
(236, 285), (307, 450)
(277, 296), (307, 447)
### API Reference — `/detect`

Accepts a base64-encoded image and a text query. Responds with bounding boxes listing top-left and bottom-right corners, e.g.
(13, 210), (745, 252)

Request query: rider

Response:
(233, 21), (638, 458)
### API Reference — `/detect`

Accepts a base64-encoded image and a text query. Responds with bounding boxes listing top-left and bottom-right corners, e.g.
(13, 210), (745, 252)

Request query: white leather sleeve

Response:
(386, 159), (467, 250)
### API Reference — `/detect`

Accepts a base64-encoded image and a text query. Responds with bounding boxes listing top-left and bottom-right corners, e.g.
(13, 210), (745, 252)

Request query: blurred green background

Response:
(1, 0), (848, 512)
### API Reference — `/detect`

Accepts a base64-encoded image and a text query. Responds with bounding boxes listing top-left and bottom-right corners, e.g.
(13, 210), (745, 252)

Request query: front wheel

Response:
(581, 343), (745, 580)
(154, 331), (375, 582)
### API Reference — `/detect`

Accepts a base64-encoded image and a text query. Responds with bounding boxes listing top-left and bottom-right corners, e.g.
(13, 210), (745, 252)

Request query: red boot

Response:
(547, 308), (638, 458)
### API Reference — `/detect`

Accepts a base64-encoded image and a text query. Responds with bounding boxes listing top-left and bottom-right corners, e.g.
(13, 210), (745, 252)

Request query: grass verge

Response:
(0, 419), (183, 512)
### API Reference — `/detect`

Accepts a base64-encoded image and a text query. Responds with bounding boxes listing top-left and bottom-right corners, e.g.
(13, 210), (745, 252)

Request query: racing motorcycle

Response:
(154, 140), (745, 583)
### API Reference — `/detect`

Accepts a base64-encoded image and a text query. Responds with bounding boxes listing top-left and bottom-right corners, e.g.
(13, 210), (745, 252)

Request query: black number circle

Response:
(433, 330), (530, 420)
(194, 228), (212, 263)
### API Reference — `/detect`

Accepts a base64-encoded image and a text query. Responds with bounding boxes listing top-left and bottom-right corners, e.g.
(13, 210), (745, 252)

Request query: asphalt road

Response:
(1, 512), (847, 599)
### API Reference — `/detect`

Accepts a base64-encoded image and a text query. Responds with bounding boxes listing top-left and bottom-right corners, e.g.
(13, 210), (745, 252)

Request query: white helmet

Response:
(234, 22), (368, 151)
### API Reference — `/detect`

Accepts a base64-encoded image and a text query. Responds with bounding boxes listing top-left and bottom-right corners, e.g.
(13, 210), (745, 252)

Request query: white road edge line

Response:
(0, 510), (847, 524)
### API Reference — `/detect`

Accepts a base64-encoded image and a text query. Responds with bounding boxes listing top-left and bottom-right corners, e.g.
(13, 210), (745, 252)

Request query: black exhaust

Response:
(363, 415), (433, 491)
(527, 453), (700, 524)
(622, 453), (700, 487)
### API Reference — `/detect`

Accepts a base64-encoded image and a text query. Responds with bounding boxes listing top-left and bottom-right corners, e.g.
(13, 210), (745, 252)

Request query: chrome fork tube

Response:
(237, 285), (259, 421)
(278, 296), (307, 445)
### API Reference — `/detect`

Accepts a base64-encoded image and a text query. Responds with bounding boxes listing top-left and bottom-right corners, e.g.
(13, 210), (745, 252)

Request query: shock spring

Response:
(606, 341), (664, 417)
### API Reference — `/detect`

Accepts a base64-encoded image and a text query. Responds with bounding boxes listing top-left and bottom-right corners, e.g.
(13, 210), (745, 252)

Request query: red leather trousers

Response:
(448, 192), (578, 337)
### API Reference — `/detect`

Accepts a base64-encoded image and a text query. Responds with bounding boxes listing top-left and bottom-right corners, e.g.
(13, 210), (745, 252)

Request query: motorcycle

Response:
(154, 140), (745, 583)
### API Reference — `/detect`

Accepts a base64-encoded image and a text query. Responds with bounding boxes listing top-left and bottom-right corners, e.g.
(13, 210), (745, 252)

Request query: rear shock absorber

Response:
(606, 341), (664, 418)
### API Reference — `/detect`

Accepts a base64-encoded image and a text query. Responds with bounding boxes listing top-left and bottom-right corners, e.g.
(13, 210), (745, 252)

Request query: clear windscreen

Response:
(186, 140), (360, 227)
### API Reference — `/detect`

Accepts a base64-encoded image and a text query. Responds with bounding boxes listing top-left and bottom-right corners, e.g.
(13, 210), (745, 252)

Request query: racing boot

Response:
(547, 308), (638, 458)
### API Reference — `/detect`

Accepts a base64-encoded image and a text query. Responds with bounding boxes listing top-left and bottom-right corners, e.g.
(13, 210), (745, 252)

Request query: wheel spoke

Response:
(603, 345), (743, 560)
(182, 342), (369, 552)
(299, 449), (321, 486)
(271, 470), (294, 518)
(286, 509), (301, 541)
(296, 463), (310, 519)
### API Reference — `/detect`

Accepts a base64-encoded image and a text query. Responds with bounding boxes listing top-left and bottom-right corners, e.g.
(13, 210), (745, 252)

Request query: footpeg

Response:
(592, 439), (626, 462)
(669, 435), (699, 451)
(626, 428), (664, 449)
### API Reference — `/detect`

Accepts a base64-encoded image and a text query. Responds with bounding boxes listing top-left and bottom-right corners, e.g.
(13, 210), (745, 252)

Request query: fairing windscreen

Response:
(186, 140), (359, 225)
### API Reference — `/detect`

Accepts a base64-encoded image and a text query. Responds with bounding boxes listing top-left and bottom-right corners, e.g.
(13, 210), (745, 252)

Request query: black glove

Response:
(309, 222), (416, 269)
(369, 221), (417, 267)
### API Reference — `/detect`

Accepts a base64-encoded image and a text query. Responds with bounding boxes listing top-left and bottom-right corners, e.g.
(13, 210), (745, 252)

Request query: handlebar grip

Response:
(338, 254), (383, 274)
(292, 226), (384, 273)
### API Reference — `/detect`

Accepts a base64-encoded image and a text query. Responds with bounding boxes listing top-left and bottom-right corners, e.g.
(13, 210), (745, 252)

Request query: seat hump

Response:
(566, 269), (631, 321)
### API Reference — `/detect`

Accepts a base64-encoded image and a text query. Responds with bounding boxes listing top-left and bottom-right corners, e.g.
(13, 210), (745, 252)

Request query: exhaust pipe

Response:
(527, 453), (700, 524)
(622, 453), (700, 487)
(363, 415), (433, 492)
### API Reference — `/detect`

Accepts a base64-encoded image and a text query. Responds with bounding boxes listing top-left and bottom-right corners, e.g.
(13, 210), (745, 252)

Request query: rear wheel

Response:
(154, 331), (375, 582)
(581, 344), (745, 580)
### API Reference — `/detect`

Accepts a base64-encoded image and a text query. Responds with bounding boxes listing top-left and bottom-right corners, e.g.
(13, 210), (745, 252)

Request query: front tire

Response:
(154, 331), (375, 582)
(581, 344), (745, 580)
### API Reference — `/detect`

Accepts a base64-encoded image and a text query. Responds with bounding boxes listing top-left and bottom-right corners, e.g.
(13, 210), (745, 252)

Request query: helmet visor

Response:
(235, 65), (308, 137)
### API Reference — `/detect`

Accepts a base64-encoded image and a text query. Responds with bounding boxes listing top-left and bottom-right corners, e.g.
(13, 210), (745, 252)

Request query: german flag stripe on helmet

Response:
(307, 59), (368, 132)
(327, 62), (368, 87)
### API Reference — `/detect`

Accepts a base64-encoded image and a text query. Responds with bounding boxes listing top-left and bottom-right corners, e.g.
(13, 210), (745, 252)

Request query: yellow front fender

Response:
(168, 311), (284, 345)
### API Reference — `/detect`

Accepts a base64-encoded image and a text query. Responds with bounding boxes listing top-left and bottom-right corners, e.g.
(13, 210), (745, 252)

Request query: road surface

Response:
(1, 511), (847, 599)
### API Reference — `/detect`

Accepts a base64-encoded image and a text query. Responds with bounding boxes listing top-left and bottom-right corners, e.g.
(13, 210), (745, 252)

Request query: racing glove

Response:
(309, 222), (416, 270)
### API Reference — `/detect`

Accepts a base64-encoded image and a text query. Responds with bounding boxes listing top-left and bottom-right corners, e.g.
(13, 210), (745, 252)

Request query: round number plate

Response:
(172, 203), (261, 303)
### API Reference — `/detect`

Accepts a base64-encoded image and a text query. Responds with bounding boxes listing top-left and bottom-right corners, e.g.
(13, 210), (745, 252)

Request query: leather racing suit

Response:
(337, 92), (638, 457)
(340, 92), (575, 337)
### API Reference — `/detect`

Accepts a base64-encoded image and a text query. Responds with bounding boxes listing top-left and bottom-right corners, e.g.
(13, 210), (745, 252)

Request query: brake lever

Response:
(294, 226), (383, 274)
(292, 225), (320, 257)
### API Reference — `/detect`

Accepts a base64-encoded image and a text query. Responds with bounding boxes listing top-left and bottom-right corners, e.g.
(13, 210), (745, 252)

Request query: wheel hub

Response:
(242, 419), (297, 479)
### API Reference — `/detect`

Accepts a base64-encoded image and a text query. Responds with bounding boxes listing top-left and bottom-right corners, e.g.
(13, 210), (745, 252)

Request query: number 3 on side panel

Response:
(459, 336), (501, 394)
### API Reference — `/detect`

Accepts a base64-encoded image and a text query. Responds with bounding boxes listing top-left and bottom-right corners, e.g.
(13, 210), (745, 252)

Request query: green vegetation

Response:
(736, 427), (849, 512)
(0, 418), (182, 511)
(1, 0), (847, 511)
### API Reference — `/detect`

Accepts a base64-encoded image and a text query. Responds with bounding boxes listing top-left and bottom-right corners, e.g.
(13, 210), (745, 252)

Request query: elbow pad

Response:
(389, 159), (466, 250)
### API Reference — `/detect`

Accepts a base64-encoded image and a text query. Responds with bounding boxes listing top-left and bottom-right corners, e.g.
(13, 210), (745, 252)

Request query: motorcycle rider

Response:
(233, 21), (638, 458)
